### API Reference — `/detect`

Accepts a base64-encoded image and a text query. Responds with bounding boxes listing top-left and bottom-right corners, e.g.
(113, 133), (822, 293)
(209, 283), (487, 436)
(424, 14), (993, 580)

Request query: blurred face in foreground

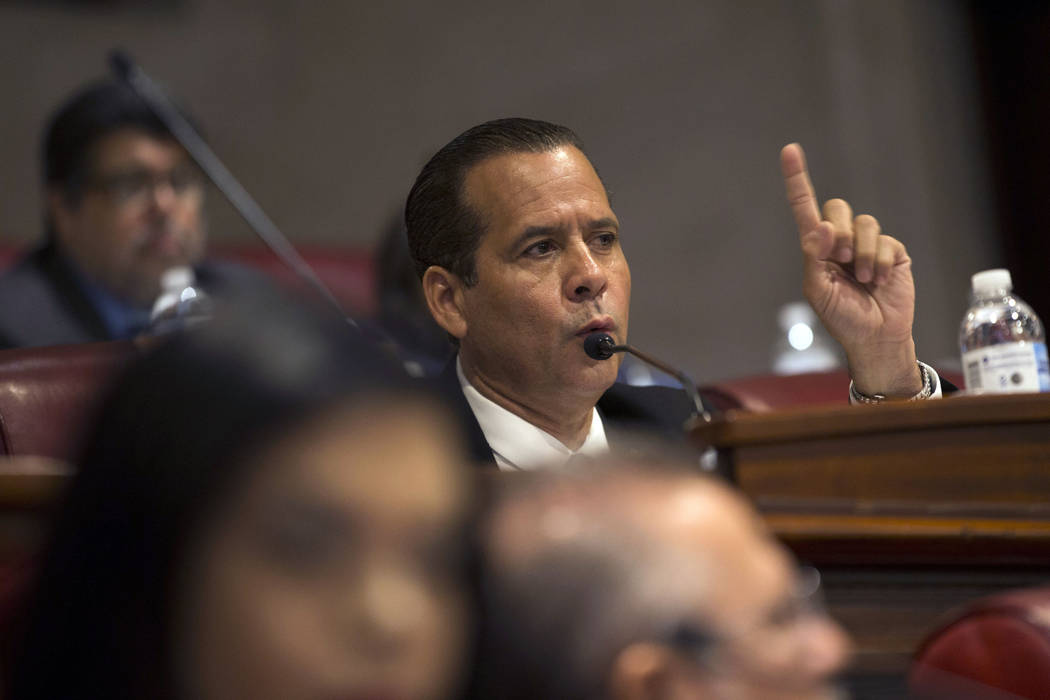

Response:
(616, 481), (852, 700)
(177, 399), (471, 700)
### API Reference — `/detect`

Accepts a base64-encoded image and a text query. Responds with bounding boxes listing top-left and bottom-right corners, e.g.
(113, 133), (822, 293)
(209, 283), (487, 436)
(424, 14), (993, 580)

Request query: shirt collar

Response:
(456, 356), (609, 471)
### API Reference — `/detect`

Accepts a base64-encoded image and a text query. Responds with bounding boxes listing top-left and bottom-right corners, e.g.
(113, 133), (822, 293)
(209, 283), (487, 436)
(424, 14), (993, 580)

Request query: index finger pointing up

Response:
(780, 143), (822, 237)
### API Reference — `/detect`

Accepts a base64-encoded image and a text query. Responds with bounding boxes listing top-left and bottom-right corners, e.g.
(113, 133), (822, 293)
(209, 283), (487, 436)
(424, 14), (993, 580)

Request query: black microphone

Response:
(585, 332), (711, 423)
(583, 332), (616, 360)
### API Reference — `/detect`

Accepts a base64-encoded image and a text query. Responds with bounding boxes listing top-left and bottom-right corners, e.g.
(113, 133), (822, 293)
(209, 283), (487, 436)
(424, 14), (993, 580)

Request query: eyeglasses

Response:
(666, 565), (828, 664)
(659, 565), (849, 696)
(84, 165), (204, 207)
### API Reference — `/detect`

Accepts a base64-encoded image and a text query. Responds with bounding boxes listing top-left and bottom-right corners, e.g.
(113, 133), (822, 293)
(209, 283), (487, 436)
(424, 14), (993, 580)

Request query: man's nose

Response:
(342, 564), (424, 659)
(564, 243), (608, 302)
(799, 615), (853, 682)
(146, 178), (178, 216)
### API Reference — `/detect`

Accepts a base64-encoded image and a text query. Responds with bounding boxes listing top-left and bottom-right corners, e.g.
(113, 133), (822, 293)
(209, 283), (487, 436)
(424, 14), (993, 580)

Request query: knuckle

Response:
(854, 214), (879, 229)
(878, 234), (906, 255)
(877, 248), (896, 264)
(823, 198), (851, 213)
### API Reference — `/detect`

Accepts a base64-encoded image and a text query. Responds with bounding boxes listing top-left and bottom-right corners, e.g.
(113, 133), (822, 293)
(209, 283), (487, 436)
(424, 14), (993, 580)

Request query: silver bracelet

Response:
(849, 361), (932, 404)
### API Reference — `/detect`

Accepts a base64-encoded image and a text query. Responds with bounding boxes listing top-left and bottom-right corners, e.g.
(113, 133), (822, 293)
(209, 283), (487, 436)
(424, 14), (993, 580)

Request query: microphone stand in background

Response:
(108, 50), (356, 329)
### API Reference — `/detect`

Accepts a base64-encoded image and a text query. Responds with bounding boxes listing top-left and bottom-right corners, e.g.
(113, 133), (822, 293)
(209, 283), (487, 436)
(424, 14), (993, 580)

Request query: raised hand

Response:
(780, 143), (922, 397)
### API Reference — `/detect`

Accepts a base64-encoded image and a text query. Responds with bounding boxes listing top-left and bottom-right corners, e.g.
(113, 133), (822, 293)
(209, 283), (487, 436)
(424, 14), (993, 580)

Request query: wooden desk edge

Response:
(690, 392), (1050, 447)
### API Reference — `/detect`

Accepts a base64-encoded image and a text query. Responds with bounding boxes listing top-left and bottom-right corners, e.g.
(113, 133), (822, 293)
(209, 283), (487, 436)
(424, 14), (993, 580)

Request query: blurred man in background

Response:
(475, 463), (851, 700)
(0, 80), (245, 349)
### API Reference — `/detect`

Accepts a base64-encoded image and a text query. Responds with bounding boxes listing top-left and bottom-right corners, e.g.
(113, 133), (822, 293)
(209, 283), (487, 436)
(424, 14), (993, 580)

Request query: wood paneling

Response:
(692, 394), (1050, 675)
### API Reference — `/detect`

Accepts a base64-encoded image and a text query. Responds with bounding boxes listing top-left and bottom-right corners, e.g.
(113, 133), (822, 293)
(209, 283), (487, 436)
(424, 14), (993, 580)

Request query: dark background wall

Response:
(0, 0), (1015, 382)
(968, 1), (1050, 338)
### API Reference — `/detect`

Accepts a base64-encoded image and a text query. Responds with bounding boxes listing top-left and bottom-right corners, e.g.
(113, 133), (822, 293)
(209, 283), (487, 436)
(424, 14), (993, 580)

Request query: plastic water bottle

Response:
(149, 266), (212, 335)
(772, 301), (840, 375)
(959, 268), (1049, 394)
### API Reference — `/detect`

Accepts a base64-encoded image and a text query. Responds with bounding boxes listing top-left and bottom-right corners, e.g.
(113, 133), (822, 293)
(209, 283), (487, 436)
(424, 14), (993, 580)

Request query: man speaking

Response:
(405, 119), (940, 469)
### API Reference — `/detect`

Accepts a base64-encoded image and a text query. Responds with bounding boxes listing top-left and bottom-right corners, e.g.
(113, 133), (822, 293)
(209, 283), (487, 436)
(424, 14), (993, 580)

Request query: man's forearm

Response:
(847, 338), (923, 398)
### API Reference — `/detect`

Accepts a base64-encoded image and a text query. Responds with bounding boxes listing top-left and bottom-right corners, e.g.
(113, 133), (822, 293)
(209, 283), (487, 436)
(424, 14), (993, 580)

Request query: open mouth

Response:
(575, 317), (616, 338)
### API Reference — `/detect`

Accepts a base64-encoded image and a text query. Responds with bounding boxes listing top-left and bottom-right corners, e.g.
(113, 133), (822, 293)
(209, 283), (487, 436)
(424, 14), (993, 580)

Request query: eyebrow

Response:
(509, 217), (620, 252)
(266, 498), (356, 532)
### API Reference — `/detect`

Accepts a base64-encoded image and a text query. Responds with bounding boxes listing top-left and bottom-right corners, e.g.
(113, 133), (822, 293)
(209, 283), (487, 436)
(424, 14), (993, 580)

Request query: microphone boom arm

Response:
(610, 342), (710, 423)
(108, 50), (354, 326)
(590, 334), (710, 423)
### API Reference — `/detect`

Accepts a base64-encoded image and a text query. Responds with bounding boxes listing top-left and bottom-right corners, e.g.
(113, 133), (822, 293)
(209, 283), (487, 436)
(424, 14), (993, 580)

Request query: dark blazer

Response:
(433, 360), (704, 468)
(0, 242), (258, 350)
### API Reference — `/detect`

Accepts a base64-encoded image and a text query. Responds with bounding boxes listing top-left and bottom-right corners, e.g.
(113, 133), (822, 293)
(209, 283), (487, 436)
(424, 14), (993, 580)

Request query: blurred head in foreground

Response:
(476, 464), (851, 700)
(7, 295), (473, 700)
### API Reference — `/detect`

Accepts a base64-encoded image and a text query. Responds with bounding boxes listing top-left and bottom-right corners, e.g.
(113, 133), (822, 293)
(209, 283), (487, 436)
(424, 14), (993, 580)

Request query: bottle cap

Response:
(159, 266), (195, 291)
(971, 268), (1012, 295)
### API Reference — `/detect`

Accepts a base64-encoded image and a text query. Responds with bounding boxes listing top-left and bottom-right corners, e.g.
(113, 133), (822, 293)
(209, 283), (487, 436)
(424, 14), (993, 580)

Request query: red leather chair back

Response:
(211, 244), (377, 315)
(699, 368), (965, 412)
(699, 370), (853, 412)
(0, 243), (378, 316)
(0, 341), (138, 460)
(0, 342), (137, 658)
(910, 587), (1050, 699)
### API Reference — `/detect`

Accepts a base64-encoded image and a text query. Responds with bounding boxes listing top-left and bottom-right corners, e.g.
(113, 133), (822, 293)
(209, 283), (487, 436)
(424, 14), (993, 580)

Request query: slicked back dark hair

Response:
(43, 80), (177, 201)
(404, 118), (586, 286)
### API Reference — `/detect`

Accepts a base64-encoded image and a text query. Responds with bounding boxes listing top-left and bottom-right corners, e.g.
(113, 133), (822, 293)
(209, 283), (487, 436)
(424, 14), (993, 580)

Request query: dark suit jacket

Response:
(433, 360), (704, 468)
(0, 242), (258, 350)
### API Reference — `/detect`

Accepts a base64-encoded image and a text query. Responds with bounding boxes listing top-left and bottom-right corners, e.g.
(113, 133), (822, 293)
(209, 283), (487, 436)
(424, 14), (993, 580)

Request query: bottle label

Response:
(962, 341), (1050, 393)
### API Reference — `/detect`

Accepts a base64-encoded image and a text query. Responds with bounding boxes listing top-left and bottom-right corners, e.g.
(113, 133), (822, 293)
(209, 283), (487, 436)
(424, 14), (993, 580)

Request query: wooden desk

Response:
(691, 393), (1050, 676)
(0, 457), (69, 559)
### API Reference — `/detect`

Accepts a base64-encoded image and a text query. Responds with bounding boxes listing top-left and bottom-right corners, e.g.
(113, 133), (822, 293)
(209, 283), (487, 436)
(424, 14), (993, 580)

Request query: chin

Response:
(574, 360), (620, 396)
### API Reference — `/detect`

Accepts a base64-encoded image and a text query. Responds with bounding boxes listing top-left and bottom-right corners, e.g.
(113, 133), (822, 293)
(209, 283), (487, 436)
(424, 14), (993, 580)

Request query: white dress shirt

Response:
(456, 358), (609, 471)
(458, 357), (942, 470)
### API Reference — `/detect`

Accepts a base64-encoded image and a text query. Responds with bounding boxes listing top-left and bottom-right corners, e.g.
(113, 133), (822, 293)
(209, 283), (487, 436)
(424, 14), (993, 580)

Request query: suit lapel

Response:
(36, 243), (112, 342)
(434, 360), (500, 469)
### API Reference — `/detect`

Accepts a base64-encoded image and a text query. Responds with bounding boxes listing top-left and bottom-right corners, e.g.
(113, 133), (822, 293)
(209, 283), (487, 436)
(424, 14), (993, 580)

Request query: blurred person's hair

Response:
(41, 79), (201, 241)
(375, 210), (452, 370)
(4, 293), (429, 700)
(377, 211), (422, 310)
(404, 118), (587, 286)
(473, 463), (720, 700)
(43, 80), (185, 197)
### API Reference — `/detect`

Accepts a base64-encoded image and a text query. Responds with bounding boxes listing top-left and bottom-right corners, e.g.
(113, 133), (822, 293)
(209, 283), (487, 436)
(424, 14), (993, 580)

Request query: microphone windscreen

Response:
(584, 332), (615, 360)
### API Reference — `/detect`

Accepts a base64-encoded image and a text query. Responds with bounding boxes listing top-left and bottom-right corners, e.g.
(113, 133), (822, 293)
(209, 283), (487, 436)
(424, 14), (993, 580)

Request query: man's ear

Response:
(421, 265), (468, 340)
(608, 643), (711, 700)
